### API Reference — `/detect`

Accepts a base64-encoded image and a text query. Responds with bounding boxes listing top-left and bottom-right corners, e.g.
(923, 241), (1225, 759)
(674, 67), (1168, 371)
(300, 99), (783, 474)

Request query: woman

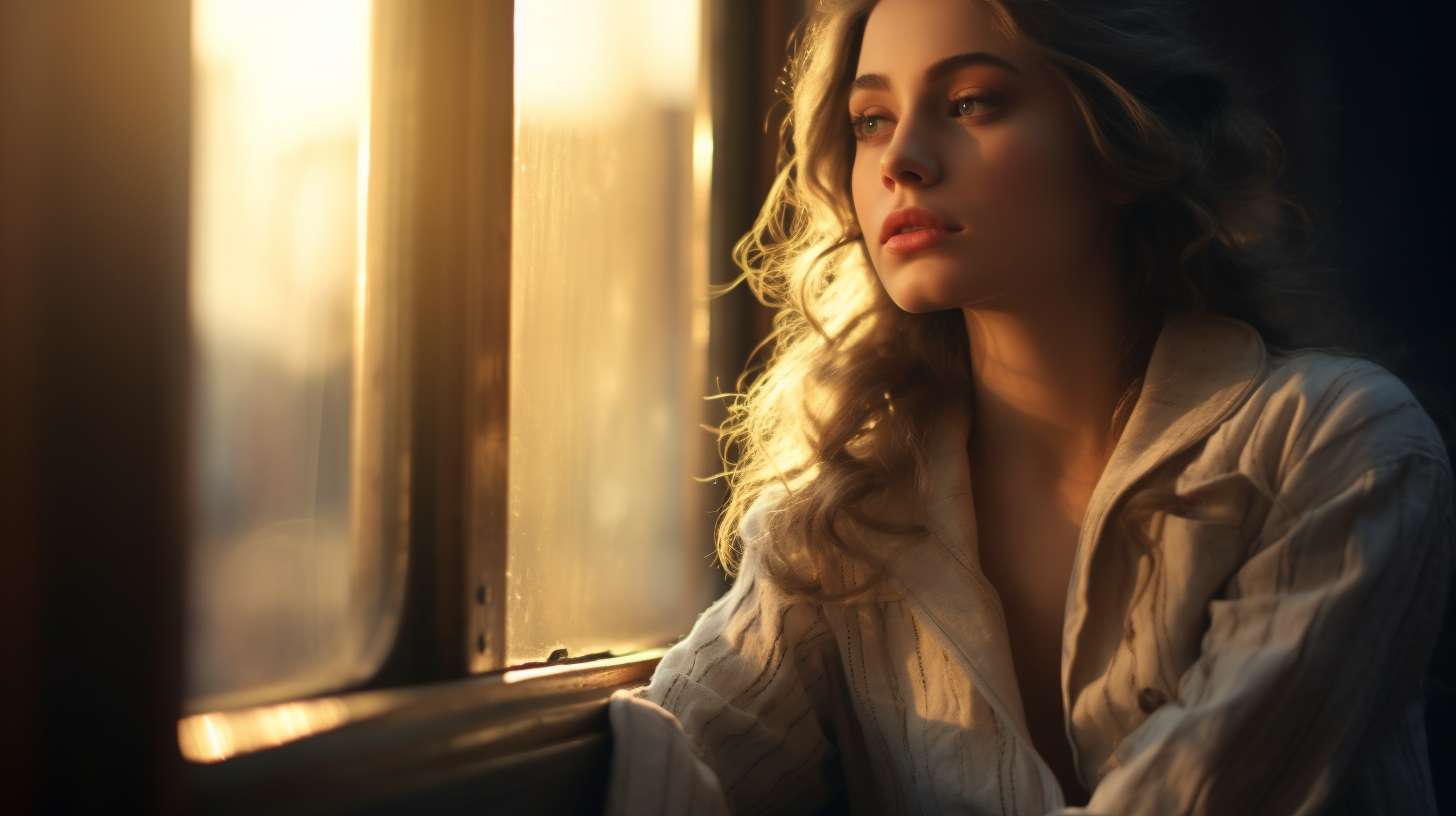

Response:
(607, 0), (1451, 813)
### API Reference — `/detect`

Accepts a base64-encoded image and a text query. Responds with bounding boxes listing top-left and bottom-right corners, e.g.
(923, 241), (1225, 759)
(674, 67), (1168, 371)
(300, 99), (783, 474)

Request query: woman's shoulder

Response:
(1226, 348), (1449, 485)
(733, 486), (790, 581)
(738, 487), (784, 552)
(734, 484), (898, 601)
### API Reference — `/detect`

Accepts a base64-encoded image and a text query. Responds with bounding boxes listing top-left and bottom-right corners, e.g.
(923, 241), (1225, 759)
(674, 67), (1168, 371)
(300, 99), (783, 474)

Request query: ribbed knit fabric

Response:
(607, 312), (1452, 815)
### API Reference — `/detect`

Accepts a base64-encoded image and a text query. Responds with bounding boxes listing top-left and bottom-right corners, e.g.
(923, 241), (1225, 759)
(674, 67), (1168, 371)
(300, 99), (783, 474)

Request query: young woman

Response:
(607, 0), (1451, 813)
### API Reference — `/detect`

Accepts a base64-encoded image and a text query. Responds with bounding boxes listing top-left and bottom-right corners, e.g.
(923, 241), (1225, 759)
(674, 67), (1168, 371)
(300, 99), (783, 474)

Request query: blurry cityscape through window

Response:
(187, 0), (389, 706)
(508, 0), (715, 664)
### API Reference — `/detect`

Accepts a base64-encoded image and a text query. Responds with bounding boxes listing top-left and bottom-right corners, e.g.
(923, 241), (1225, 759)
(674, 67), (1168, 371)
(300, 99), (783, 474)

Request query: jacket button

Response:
(1137, 687), (1166, 713)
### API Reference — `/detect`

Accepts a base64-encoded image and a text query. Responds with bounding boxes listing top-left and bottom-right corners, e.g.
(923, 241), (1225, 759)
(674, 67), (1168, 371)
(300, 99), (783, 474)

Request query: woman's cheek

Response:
(850, 156), (882, 262)
(979, 128), (1062, 217)
(977, 119), (1098, 251)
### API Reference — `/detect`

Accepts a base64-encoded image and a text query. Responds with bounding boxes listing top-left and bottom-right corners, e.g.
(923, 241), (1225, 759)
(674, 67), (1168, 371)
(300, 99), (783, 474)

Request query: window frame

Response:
(185, 652), (662, 814)
(356, 0), (513, 690)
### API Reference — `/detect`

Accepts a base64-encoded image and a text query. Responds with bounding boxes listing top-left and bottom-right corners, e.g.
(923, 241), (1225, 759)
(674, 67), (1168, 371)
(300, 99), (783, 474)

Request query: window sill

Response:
(185, 648), (664, 815)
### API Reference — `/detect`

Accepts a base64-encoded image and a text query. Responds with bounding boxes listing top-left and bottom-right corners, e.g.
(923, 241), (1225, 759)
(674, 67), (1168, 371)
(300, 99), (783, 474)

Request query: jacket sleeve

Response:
(1072, 399), (1453, 815)
(606, 497), (844, 816)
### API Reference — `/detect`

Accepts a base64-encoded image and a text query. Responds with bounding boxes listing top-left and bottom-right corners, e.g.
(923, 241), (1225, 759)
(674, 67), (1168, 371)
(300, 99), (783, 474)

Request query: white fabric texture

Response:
(606, 689), (731, 816)
(606, 312), (1452, 815)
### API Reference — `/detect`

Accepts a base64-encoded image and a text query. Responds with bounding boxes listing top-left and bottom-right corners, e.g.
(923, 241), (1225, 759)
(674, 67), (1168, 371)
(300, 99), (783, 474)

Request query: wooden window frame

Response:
(356, 0), (804, 694)
(358, 0), (514, 689)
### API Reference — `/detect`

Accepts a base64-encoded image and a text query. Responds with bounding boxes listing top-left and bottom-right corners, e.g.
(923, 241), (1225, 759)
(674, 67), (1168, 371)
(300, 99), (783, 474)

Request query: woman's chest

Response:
(820, 598), (1064, 816)
(970, 463), (1091, 721)
(816, 465), (1263, 811)
(970, 469), (1095, 802)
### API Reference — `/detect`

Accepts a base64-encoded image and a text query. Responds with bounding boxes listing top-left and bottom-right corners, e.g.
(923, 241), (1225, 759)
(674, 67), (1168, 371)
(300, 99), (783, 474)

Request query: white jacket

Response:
(607, 312), (1452, 815)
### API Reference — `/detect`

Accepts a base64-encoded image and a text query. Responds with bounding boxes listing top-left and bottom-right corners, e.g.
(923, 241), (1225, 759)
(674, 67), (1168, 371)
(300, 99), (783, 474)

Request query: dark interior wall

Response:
(1198, 0), (1454, 806)
(0, 1), (191, 813)
(1204, 0), (1454, 421)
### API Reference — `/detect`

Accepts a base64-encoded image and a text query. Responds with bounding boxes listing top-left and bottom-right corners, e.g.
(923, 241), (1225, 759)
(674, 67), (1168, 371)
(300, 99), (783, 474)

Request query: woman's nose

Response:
(880, 119), (942, 190)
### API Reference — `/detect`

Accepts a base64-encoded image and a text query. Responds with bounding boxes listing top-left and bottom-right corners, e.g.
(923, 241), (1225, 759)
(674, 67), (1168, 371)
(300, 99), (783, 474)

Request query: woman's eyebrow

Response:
(849, 51), (1023, 94)
(928, 51), (1023, 80)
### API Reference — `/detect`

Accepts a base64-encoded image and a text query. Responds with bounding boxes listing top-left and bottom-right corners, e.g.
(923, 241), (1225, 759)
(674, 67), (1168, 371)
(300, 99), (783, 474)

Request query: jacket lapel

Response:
(875, 407), (1071, 806)
(1059, 312), (1266, 743)
(877, 409), (1040, 741)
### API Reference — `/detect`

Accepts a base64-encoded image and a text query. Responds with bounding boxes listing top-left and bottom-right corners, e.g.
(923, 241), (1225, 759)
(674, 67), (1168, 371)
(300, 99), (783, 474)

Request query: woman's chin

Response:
(883, 283), (971, 315)
(877, 263), (985, 314)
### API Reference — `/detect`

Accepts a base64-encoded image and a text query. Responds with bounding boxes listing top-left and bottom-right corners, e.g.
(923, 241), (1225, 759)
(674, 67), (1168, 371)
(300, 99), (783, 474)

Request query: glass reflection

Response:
(508, 0), (714, 665)
(178, 698), (353, 763)
(188, 0), (389, 706)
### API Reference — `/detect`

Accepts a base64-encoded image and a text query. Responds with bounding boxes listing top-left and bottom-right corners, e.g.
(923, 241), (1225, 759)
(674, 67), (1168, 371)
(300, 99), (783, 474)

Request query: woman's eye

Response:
(951, 93), (1002, 119)
(851, 113), (891, 142)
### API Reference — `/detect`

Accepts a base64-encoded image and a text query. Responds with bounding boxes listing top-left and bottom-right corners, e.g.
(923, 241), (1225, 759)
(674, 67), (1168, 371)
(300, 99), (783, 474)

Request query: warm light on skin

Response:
(849, 0), (1123, 316)
(849, 0), (1135, 450)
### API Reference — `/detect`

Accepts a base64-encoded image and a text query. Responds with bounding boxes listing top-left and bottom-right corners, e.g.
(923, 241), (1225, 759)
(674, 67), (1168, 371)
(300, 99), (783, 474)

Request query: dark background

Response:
(1205, 1), (1455, 807)
(1207, 0), (1454, 414)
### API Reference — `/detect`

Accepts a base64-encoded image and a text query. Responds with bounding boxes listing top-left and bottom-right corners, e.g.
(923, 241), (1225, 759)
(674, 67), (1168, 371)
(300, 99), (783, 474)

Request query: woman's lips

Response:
(879, 207), (961, 255)
(884, 226), (957, 254)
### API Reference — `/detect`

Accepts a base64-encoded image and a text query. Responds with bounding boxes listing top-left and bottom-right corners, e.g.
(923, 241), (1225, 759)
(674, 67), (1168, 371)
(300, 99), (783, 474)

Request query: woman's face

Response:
(850, 0), (1119, 313)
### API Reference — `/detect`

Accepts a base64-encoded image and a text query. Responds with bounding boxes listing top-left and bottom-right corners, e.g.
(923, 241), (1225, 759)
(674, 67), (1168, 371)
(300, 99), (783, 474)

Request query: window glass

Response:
(509, 0), (715, 665)
(188, 0), (401, 706)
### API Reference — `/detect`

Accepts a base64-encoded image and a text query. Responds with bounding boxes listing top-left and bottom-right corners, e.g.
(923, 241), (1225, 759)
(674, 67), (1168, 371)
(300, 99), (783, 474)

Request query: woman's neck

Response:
(962, 268), (1142, 474)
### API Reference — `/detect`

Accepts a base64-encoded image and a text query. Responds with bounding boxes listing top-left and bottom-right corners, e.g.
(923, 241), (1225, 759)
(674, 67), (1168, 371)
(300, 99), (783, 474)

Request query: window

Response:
(184, 0), (715, 712)
(508, 0), (715, 665)
(187, 0), (404, 708)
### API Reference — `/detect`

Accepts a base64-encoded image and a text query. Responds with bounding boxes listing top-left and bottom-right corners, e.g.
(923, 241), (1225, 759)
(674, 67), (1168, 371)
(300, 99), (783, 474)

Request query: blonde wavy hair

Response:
(716, 0), (1303, 599)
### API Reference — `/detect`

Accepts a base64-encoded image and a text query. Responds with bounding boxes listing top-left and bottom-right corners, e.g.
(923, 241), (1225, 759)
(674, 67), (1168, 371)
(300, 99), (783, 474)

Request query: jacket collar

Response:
(883, 311), (1267, 775)
(1061, 312), (1266, 707)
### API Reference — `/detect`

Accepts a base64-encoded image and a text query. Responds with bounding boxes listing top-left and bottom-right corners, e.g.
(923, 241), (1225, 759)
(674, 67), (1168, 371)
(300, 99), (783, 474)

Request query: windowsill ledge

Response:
(184, 648), (665, 815)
